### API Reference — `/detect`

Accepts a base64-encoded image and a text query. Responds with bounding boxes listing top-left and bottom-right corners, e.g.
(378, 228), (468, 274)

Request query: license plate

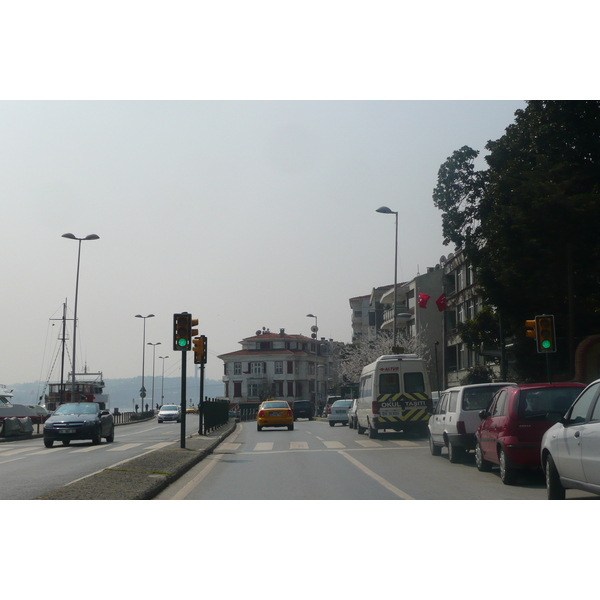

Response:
(59, 429), (76, 434)
(271, 412), (280, 417)
(335, 410), (345, 414)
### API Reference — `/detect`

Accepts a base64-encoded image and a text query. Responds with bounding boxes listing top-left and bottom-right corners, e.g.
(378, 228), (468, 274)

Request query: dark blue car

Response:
(43, 402), (114, 448)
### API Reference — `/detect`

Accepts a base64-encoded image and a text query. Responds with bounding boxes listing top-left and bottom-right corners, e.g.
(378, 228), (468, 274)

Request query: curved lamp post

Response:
(376, 206), (399, 347)
(62, 233), (99, 400)
(306, 314), (319, 410)
(159, 355), (169, 408)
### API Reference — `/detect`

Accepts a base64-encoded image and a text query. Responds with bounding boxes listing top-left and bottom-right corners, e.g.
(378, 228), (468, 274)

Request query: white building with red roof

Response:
(218, 328), (336, 410)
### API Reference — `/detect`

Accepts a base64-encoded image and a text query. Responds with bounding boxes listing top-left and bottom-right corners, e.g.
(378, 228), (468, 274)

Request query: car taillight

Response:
(258, 410), (265, 417)
(287, 410), (292, 416)
(327, 407), (331, 414)
(457, 421), (466, 435)
(372, 401), (380, 414)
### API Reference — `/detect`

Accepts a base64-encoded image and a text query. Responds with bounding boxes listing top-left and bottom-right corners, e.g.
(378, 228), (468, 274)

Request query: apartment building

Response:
(218, 328), (334, 409)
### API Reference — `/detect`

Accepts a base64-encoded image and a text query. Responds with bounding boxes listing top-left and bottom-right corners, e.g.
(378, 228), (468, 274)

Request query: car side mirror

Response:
(100, 410), (109, 416)
(546, 412), (564, 424)
(478, 410), (487, 420)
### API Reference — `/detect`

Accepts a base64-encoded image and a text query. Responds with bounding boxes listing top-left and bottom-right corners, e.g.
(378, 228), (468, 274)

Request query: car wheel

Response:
(62, 440), (71, 446)
(475, 441), (492, 472)
(499, 448), (517, 485)
(357, 421), (366, 435)
(368, 420), (378, 439)
(429, 434), (442, 456)
(44, 439), (54, 448)
(106, 426), (115, 443)
(92, 428), (102, 445)
(329, 421), (335, 427)
(288, 423), (294, 431)
(545, 454), (566, 500)
(257, 424), (262, 431)
(448, 442), (463, 463)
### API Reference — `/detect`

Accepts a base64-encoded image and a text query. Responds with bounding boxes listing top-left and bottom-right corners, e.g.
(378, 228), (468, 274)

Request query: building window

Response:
(287, 381), (294, 397)
(251, 362), (264, 375)
(233, 382), (242, 397)
(275, 361), (283, 374)
(308, 362), (315, 376)
(234, 362), (241, 375)
(274, 381), (284, 397)
(248, 383), (260, 397)
(287, 361), (294, 374)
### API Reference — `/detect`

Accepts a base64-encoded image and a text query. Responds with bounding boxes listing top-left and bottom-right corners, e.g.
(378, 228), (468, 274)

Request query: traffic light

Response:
(535, 315), (556, 353)
(525, 319), (536, 340)
(193, 335), (207, 364)
(173, 313), (192, 351)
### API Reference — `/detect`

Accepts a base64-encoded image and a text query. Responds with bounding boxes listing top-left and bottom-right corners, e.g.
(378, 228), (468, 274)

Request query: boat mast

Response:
(60, 300), (67, 404)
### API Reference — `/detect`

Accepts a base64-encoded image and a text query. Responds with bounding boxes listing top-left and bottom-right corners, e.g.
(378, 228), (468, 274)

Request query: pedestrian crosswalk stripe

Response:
(323, 441), (345, 449)
(290, 441), (309, 450)
(219, 442), (241, 452)
(390, 440), (418, 447)
(356, 440), (382, 448)
(106, 443), (143, 452)
(254, 442), (274, 451)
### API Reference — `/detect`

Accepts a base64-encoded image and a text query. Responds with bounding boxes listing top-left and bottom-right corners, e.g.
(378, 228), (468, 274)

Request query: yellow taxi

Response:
(257, 399), (294, 431)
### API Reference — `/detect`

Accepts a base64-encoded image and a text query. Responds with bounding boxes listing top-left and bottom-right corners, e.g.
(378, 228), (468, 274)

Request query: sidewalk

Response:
(34, 421), (237, 500)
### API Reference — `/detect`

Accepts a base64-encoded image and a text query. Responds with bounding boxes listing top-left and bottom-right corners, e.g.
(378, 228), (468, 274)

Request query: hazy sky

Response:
(1, 100), (527, 386)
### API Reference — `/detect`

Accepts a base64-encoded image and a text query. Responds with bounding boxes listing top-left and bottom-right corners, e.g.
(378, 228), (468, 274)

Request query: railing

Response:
(200, 398), (229, 434)
(112, 410), (154, 425)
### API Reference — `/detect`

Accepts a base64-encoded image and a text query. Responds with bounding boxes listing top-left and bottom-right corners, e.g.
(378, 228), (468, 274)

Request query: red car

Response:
(474, 382), (585, 485)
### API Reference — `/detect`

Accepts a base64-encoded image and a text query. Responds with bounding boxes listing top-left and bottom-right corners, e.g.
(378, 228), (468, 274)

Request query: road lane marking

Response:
(70, 445), (106, 453)
(356, 440), (383, 448)
(390, 440), (419, 447)
(0, 447), (35, 456)
(163, 454), (225, 500)
(217, 442), (242, 452)
(323, 441), (345, 449)
(290, 441), (309, 450)
(105, 443), (143, 451)
(253, 442), (274, 451)
(145, 442), (175, 450)
(338, 450), (415, 500)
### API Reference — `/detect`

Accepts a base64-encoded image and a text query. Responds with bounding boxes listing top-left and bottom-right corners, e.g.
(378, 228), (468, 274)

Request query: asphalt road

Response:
(0, 416), (201, 500)
(155, 419), (593, 500)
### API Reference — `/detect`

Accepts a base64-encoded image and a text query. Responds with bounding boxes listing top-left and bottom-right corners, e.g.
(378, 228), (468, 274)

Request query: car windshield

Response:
(263, 402), (288, 409)
(54, 403), (98, 415)
(162, 406), (178, 411)
(462, 386), (507, 411)
(518, 387), (582, 420)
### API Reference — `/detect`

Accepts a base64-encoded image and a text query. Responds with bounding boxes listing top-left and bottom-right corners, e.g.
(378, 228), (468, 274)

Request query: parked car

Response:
(428, 382), (515, 463)
(292, 400), (314, 421)
(158, 404), (181, 423)
(328, 399), (352, 427)
(347, 399), (358, 429)
(541, 378), (600, 499)
(257, 400), (293, 431)
(43, 402), (114, 447)
(26, 404), (52, 423)
(475, 382), (585, 484)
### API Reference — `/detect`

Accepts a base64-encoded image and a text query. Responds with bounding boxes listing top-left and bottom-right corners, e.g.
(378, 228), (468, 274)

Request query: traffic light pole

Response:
(198, 362), (205, 435)
(180, 351), (187, 449)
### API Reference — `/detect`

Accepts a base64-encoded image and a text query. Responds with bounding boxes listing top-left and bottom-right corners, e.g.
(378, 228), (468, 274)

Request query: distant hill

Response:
(5, 376), (225, 412)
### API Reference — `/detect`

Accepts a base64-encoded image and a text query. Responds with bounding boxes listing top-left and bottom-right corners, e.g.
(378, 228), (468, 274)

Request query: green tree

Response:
(434, 101), (600, 380)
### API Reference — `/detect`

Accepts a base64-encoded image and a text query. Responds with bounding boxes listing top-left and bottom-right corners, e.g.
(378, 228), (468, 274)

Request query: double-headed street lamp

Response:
(376, 206), (399, 347)
(306, 313), (319, 411)
(62, 233), (100, 400)
(147, 342), (161, 411)
(159, 355), (169, 408)
(135, 314), (155, 412)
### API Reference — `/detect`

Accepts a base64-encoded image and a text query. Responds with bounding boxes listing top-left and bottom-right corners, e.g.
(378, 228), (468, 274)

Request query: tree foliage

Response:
(433, 101), (600, 380)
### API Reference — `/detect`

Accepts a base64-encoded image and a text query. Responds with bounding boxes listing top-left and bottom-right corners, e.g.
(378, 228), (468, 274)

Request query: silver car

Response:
(327, 399), (352, 427)
(158, 404), (181, 423)
(541, 378), (600, 499)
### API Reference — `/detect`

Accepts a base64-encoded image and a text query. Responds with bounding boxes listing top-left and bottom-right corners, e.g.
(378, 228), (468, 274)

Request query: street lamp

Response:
(147, 342), (161, 411)
(159, 355), (169, 408)
(62, 233), (99, 400)
(376, 206), (399, 347)
(135, 314), (155, 412)
(306, 314), (319, 411)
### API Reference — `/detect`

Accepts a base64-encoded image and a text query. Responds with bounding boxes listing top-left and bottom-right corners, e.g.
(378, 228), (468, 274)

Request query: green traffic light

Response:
(542, 340), (551, 349)
(178, 338), (188, 347)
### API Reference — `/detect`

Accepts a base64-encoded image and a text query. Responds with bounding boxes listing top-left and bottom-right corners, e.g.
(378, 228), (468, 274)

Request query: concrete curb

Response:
(34, 422), (237, 500)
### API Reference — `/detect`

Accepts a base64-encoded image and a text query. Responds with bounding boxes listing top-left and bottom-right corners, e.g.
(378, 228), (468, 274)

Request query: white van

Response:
(356, 354), (432, 439)
(428, 382), (515, 463)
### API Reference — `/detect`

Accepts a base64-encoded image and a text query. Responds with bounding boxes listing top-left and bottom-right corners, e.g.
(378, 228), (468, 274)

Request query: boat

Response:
(44, 370), (110, 412)
(41, 302), (110, 412)
(0, 384), (40, 430)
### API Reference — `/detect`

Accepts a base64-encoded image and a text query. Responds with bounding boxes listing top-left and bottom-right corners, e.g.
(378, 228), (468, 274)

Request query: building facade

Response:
(218, 328), (338, 410)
